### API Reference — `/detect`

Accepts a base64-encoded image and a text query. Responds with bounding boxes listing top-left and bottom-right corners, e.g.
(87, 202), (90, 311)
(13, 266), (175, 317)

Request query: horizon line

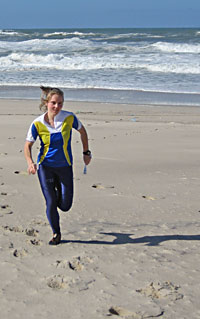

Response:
(1, 26), (200, 30)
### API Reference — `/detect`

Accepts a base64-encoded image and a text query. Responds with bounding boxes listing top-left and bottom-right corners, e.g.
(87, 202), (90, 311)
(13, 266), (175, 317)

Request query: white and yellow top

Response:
(26, 110), (82, 167)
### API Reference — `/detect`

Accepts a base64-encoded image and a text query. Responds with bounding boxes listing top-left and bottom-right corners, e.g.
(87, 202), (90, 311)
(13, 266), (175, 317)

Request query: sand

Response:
(0, 98), (200, 318)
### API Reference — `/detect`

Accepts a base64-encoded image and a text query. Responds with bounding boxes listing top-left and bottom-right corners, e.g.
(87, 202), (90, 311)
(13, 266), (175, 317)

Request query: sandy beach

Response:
(1, 98), (200, 319)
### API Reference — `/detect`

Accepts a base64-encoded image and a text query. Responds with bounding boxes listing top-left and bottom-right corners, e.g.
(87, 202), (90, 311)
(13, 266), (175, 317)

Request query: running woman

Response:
(24, 86), (91, 245)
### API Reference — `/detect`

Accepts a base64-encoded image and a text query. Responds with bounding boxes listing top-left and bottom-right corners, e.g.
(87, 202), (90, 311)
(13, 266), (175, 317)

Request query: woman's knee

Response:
(58, 193), (73, 212)
(59, 201), (72, 212)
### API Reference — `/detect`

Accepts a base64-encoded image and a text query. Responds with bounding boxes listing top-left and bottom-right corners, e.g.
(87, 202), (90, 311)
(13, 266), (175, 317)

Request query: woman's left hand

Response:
(83, 154), (92, 165)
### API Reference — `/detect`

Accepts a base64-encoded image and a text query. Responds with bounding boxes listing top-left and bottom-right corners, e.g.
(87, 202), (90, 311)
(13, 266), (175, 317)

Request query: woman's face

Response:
(46, 94), (63, 116)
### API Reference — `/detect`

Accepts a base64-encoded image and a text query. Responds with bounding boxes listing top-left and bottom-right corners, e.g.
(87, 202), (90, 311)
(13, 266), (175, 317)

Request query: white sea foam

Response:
(0, 30), (21, 36)
(0, 37), (92, 53)
(99, 32), (165, 41)
(0, 38), (139, 56)
(0, 52), (133, 71)
(152, 42), (200, 53)
(101, 33), (146, 40)
(44, 31), (96, 37)
(0, 50), (199, 76)
(44, 32), (71, 37)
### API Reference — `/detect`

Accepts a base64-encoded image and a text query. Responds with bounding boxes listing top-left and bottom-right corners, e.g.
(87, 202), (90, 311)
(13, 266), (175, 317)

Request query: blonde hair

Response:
(39, 86), (64, 112)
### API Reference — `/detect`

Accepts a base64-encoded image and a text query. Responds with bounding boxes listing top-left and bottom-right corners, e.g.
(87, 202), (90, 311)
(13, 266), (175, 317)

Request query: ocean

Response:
(0, 28), (200, 106)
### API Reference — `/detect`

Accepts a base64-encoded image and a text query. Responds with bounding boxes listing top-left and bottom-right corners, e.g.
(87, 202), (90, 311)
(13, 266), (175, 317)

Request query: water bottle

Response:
(83, 165), (87, 174)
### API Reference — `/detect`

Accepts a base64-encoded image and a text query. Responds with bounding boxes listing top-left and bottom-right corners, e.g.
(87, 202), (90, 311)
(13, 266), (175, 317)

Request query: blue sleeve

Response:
(32, 123), (38, 140)
(26, 122), (38, 142)
(73, 114), (82, 130)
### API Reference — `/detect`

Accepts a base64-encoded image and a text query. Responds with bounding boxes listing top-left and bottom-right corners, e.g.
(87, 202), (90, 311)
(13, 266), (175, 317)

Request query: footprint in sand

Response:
(2, 225), (39, 237)
(0, 205), (13, 215)
(25, 228), (39, 237)
(109, 306), (142, 318)
(2, 225), (24, 232)
(92, 183), (115, 190)
(30, 219), (48, 227)
(55, 256), (93, 271)
(136, 281), (183, 301)
(14, 170), (28, 175)
(1, 204), (10, 211)
(1, 204), (9, 209)
(47, 275), (68, 289)
(142, 195), (156, 200)
(68, 257), (84, 271)
(29, 239), (42, 246)
(55, 259), (69, 269)
(13, 248), (28, 257)
(109, 306), (163, 318)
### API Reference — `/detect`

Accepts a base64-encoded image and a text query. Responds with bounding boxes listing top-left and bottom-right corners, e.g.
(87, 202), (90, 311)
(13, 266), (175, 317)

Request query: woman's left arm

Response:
(78, 125), (92, 165)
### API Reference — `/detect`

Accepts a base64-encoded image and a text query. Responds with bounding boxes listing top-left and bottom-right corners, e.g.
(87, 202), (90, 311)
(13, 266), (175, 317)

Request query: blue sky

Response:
(0, 0), (199, 29)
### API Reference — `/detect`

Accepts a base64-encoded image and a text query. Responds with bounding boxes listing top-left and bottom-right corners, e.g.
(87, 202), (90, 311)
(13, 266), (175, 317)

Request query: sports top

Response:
(26, 110), (82, 167)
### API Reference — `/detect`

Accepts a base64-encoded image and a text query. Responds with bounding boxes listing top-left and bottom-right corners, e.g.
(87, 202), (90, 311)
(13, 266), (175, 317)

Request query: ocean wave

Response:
(43, 31), (96, 37)
(0, 37), (92, 52)
(0, 38), (141, 56)
(0, 30), (23, 36)
(99, 32), (165, 42)
(152, 41), (200, 53)
(1, 51), (199, 75)
(44, 32), (72, 37)
(0, 52), (66, 71)
(101, 33), (147, 40)
(0, 52), (134, 71)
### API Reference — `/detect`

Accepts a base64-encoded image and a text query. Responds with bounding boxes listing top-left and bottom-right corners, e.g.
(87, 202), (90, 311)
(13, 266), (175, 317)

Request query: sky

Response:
(0, 0), (199, 29)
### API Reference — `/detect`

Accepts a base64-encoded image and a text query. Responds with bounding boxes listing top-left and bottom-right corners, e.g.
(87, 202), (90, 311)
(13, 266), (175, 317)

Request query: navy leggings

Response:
(37, 165), (73, 234)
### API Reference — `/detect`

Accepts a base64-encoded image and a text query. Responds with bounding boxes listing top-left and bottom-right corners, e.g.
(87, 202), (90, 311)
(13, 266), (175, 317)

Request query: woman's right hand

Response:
(28, 163), (37, 175)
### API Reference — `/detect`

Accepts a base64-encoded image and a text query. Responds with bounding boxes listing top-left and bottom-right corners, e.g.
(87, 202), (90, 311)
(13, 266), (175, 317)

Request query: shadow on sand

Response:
(61, 232), (200, 246)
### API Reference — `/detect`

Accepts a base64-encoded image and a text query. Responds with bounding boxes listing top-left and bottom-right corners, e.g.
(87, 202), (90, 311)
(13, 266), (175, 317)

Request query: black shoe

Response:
(49, 233), (61, 245)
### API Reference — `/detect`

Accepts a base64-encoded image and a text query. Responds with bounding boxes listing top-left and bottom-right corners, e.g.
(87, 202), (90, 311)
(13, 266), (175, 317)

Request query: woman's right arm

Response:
(24, 141), (37, 175)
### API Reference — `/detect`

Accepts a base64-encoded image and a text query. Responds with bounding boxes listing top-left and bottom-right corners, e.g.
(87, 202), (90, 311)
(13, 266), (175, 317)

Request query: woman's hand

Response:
(24, 141), (37, 175)
(83, 154), (92, 166)
(27, 162), (37, 175)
